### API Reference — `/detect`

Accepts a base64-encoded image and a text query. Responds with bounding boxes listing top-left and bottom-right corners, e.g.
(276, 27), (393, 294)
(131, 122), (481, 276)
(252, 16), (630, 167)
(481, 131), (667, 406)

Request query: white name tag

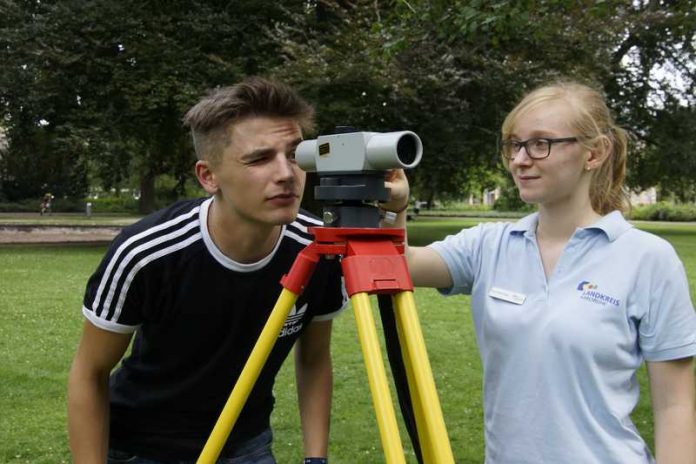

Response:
(488, 287), (526, 305)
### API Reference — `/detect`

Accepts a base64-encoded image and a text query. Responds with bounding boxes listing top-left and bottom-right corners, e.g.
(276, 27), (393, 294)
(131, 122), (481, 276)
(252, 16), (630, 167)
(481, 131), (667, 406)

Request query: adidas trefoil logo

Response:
(279, 303), (307, 337)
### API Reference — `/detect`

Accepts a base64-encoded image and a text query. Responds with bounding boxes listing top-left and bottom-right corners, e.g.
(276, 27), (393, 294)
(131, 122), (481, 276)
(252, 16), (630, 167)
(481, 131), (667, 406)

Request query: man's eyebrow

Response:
(241, 147), (274, 161)
(241, 138), (304, 160)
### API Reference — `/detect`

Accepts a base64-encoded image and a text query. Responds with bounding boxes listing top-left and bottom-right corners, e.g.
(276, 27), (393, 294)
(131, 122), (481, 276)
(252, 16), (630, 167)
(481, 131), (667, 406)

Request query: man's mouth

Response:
(268, 192), (298, 200)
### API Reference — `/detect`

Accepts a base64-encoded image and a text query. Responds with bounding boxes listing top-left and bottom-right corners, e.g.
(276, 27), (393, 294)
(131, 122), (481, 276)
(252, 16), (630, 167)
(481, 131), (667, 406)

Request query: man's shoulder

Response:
(282, 209), (323, 246)
(103, 198), (206, 262)
(294, 208), (323, 227)
(121, 198), (207, 238)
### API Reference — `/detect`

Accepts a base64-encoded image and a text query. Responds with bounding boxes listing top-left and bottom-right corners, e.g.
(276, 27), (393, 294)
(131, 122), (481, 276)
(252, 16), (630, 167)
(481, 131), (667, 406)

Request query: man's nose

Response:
(274, 153), (295, 181)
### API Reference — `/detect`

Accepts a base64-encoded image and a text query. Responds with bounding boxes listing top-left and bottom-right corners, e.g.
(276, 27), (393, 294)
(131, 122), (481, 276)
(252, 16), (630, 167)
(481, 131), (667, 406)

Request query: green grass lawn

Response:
(0, 219), (694, 463)
(0, 212), (140, 227)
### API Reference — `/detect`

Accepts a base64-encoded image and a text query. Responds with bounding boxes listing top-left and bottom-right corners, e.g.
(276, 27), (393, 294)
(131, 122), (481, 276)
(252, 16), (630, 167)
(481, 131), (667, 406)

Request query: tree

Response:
(630, 99), (696, 202)
(2, 0), (693, 208)
(1, 0), (307, 211)
(274, 0), (695, 202)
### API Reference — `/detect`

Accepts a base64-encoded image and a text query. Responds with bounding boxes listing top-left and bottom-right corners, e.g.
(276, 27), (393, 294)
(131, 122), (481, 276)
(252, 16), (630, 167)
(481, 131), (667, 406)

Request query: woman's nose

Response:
(510, 146), (533, 165)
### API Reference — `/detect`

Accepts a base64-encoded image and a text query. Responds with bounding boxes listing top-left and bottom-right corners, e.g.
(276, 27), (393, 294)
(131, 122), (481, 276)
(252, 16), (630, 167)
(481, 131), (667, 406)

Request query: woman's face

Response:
(507, 100), (592, 209)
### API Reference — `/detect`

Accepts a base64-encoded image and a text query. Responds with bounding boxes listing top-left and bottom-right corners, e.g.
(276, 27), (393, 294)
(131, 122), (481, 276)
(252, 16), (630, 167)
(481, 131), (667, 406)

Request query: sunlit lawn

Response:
(0, 218), (694, 463)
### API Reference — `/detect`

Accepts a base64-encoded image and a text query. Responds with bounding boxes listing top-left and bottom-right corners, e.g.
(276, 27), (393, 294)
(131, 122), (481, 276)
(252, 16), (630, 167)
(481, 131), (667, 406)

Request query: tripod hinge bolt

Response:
(323, 211), (337, 225)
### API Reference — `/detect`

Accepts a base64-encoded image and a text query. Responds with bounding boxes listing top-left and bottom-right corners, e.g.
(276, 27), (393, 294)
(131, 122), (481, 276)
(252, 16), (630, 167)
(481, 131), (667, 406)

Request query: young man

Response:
(68, 77), (346, 463)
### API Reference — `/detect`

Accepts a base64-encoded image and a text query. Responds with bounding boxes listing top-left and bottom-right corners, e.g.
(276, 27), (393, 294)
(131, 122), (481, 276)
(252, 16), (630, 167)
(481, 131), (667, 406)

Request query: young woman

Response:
(381, 81), (696, 463)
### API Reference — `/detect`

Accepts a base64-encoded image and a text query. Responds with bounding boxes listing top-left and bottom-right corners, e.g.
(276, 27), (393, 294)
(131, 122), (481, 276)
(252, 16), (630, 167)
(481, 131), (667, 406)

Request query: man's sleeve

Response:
(309, 257), (348, 322)
(81, 233), (144, 334)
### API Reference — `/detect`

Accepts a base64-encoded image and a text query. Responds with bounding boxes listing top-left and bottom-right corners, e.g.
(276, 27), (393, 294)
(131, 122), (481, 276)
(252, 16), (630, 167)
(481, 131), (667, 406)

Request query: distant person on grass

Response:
(40, 192), (54, 215)
(381, 80), (696, 463)
(68, 77), (346, 464)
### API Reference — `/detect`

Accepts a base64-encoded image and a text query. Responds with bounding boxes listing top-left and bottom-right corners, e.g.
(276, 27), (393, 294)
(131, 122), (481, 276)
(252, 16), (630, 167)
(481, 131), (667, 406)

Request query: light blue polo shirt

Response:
(430, 211), (696, 464)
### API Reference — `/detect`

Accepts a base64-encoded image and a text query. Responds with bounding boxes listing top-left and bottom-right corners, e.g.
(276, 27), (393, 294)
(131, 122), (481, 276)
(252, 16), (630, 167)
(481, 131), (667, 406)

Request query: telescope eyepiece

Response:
(396, 133), (419, 166)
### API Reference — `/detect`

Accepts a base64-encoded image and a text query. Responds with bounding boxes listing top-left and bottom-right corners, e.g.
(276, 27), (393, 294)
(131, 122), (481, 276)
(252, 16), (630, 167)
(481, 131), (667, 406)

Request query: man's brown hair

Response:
(183, 76), (314, 165)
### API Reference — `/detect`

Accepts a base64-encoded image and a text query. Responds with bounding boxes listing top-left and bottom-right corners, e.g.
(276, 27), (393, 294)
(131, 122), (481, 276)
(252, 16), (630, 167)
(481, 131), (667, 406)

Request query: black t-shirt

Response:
(81, 197), (346, 460)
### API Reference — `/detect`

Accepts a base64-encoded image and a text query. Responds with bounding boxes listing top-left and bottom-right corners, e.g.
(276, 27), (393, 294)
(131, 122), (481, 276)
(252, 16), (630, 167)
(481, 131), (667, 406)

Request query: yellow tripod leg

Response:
(393, 291), (455, 463)
(351, 292), (407, 464)
(392, 297), (433, 464)
(197, 288), (299, 464)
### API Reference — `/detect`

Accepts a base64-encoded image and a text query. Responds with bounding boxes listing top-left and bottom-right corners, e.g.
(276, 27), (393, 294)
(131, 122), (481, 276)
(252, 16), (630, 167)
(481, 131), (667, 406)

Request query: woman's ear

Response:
(585, 135), (611, 171)
(195, 160), (219, 195)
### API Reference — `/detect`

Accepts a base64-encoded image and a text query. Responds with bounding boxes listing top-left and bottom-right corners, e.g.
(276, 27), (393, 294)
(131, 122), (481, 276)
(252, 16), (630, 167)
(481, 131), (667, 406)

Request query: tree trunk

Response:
(138, 171), (156, 214)
(426, 190), (436, 209)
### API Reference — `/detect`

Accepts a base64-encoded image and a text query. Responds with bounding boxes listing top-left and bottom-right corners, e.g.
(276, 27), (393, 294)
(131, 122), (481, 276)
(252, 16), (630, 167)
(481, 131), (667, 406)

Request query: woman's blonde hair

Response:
(501, 80), (629, 214)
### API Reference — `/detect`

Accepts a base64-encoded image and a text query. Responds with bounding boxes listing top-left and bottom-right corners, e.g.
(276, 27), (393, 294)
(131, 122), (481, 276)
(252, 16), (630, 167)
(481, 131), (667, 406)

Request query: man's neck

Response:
(207, 199), (282, 264)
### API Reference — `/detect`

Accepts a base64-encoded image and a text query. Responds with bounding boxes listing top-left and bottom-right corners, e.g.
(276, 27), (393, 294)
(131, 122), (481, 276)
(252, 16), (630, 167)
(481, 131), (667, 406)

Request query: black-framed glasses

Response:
(501, 137), (579, 160)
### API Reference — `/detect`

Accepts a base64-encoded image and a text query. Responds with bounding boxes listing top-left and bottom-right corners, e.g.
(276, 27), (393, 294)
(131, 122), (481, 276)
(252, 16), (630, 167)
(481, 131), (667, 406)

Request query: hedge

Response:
(628, 202), (696, 222)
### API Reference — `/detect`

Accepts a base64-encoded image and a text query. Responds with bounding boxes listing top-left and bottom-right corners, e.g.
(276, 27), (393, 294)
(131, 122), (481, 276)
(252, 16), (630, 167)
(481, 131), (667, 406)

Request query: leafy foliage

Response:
(1, 1), (694, 208)
(1, 0), (304, 210)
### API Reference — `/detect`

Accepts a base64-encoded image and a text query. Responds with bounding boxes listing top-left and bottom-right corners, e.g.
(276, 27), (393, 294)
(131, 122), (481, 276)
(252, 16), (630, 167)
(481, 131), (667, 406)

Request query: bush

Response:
(52, 197), (87, 212)
(86, 196), (140, 213)
(437, 201), (492, 212)
(492, 184), (534, 213)
(628, 202), (696, 222)
(0, 196), (138, 213)
(0, 199), (38, 212)
(0, 197), (83, 213)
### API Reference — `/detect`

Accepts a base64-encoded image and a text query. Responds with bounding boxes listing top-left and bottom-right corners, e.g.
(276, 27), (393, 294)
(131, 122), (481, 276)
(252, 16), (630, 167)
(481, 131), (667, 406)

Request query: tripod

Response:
(197, 224), (455, 463)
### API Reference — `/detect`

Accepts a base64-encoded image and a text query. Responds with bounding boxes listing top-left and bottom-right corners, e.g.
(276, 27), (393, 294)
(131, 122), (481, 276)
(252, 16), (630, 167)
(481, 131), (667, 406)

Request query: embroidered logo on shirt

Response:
(576, 281), (620, 307)
(279, 303), (307, 338)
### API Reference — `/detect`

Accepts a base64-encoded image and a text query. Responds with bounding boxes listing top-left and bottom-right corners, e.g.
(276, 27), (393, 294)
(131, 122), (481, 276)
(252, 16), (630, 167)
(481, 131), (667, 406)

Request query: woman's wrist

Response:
(379, 202), (408, 225)
(379, 202), (409, 214)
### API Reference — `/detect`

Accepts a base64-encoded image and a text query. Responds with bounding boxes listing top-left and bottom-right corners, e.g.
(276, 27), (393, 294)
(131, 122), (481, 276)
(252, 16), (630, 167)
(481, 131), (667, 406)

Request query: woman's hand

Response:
(381, 169), (410, 213)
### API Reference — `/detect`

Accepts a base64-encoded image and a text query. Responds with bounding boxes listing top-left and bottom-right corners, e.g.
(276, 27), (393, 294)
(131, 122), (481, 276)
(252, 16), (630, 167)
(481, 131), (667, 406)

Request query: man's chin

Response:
(270, 208), (300, 225)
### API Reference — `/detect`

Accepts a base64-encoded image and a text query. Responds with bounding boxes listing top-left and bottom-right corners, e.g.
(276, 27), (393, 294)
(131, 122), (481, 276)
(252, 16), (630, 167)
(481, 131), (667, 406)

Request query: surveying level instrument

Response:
(197, 128), (455, 463)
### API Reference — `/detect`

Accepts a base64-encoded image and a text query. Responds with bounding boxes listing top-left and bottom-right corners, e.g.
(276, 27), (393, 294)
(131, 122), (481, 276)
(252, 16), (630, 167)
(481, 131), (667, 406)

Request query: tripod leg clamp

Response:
(280, 244), (321, 294)
(342, 254), (413, 295)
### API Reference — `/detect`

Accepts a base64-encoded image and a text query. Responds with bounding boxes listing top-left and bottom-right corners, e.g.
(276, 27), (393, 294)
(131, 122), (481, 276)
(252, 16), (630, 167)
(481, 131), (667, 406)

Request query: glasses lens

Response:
(529, 139), (550, 158)
(502, 140), (516, 159)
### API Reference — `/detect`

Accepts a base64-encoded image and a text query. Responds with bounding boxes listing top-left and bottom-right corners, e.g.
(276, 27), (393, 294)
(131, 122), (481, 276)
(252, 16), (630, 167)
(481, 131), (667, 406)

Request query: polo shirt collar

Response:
(508, 210), (632, 242)
(510, 212), (538, 238)
(583, 210), (633, 242)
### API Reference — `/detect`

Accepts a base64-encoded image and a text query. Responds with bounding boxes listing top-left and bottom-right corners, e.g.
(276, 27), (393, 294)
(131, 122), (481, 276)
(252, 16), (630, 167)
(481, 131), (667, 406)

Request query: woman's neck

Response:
(536, 199), (601, 243)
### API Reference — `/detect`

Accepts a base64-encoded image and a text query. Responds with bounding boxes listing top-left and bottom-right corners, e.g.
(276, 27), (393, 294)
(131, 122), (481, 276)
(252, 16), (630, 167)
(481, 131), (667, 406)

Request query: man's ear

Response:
(195, 160), (219, 195)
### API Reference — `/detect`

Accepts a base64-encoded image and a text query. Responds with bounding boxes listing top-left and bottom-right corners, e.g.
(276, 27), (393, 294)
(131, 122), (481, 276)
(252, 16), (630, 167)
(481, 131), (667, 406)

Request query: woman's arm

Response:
(381, 169), (453, 289)
(647, 357), (696, 463)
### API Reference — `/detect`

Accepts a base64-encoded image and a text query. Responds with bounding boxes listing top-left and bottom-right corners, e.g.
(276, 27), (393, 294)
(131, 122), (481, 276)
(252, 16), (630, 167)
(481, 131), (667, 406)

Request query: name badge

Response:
(488, 287), (526, 305)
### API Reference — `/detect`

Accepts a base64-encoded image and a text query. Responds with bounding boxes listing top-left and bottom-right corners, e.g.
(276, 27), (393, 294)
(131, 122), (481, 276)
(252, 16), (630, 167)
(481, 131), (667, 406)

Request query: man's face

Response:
(206, 116), (306, 227)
